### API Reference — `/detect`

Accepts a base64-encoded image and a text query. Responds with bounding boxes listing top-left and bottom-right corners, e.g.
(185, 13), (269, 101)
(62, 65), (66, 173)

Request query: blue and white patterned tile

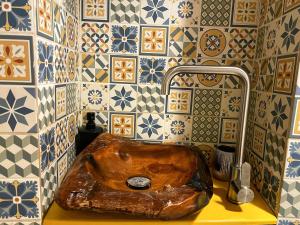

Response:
(138, 57), (167, 84)
(109, 84), (137, 112)
(55, 117), (69, 158)
(0, 178), (41, 220)
(169, 0), (200, 26)
(0, 135), (39, 179)
(166, 88), (193, 114)
(278, 218), (300, 225)
(137, 113), (164, 141)
(38, 40), (54, 84)
(290, 98), (300, 137)
(0, 87), (37, 132)
(140, 0), (169, 25)
(0, 0), (34, 33)
(279, 179), (300, 218)
(111, 25), (138, 54)
(81, 83), (109, 111)
(38, 86), (55, 130)
(111, 0), (140, 24)
(40, 127), (56, 173)
(137, 85), (165, 113)
(164, 114), (192, 142)
(285, 139), (300, 178)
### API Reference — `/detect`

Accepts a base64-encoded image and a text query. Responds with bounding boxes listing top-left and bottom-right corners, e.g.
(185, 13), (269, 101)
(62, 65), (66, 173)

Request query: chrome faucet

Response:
(161, 65), (254, 204)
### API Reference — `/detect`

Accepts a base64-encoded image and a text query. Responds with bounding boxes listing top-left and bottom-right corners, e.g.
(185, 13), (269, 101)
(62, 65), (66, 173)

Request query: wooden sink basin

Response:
(55, 133), (213, 220)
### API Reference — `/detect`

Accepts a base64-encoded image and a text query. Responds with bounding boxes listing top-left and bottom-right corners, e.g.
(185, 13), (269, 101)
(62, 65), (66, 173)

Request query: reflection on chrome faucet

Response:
(161, 65), (254, 204)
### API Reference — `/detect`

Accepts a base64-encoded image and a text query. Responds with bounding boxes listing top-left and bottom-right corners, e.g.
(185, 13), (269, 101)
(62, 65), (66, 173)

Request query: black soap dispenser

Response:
(75, 112), (104, 155)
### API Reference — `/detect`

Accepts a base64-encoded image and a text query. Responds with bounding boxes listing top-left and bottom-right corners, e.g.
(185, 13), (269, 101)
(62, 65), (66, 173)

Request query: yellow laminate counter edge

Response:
(43, 179), (277, 225)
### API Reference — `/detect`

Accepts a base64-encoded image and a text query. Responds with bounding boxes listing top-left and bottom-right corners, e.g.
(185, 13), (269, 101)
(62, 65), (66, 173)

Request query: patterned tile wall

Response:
(0, 0), (80, 224)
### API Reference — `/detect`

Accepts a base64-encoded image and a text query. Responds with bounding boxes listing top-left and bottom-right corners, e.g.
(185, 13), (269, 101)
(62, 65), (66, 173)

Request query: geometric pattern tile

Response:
(66, 50), (77, 82)
(82, 53), (109, 82)
(66, 15), (77, 49)
(283, 0), (300, 13)
(274, 54), (297, 95)
(41, 162), (57, 215)
(264, 131), (286, 176)
(55, 85), (66, 121)
(0, 36), (34, 85)
(81, 83), (109, 111)
(66, 83), (77, 115)
(164, 114), (192, 142)
(0, 87), (37, 133)
(137, 85), (165, 113)
(38, 86), (55, 130)
(111, 0), (139, 24)
(57, 151), (68, 185)
(65, 0), (79, 18)
(265, 0), (283, 24)
(82, 0), (109, 21)
(279, 180), (300, 218)
(81, 22), (110, 53)
(0, 135), (39, 179)
(55, 118), (69, 158)
(231, 0), (257, 27)
(249, 152), (263, 192)
(200, 0), (231, 26)
(38, 40), (54, 84)
(255, 26), (265, 59)
(40, 127), (56, 173)
(221, 89), (241, 117)
(67, 114), (76, 145)
(192, 116), (220, 143)
(193, 89), (222, 116)
(292, 98), (300, 136)
(220, 118), (239, 144)
(169, 0), (200, 26)
(110, 55), (137, 84)
(136, 113), (164, 141)
(109, 84), (137, 112)
(262, 167), (280, 212)
(53, 3), (67, 46)
(37, 0), (54, 40)
(67, 144), (76, 169)
(228, 28), (257, 59)
(263, 19), (280, 58)
(54, 45), (68, 83)
(166, 88), (193, 114)
(140, 0), (169, 25)
(252, 124), (267, 159)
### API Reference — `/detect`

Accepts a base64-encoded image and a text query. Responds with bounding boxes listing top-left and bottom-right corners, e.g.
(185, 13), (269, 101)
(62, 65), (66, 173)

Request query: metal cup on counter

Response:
(213, 145), (236, 181)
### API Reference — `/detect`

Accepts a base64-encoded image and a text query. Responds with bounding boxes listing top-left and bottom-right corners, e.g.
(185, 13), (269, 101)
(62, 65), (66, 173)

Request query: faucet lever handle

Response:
(241, 162), (251, 187)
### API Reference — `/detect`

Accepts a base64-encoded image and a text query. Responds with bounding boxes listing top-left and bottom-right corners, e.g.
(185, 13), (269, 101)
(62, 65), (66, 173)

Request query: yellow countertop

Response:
(43, 179), (277, 225)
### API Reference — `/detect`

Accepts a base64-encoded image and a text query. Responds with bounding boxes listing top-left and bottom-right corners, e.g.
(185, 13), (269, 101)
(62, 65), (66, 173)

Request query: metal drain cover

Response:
(126, 176), (151, 190)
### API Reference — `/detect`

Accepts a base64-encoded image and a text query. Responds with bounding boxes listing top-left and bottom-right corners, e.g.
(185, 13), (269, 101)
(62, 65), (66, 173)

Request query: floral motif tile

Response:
(41, 162), (57, 215)
(262, 167), (280, 212)
(82, 53), (109, 82)
(201, 0), (231, 26)
(0, 87), (37, 132)
(68, 114), (76, 145)
(81, 22), (109, 53)
(140, 0), (169, 25)
(111, 25), (138, 54)
(111, 0), (139, 24)
(140, 26), (168, 56)
(137, 113), (164, 140)
(40, 127), (56, 172)
(110, 113), (136, 138)
(254, 92), (271, 129)
(0, 0), (33, 32)
(166, 88), (193, 114)
(110, 55), (137, 84)
(286, 139), (300, 178)
(277, 9), (300, 55)
(283, 0), (300, 13)
(291, 98), (300, 136)
(263, 19), (280, 58)
(248, 91), (257, 121)
(53, 3), (66, 45)
(192, 116), (220, 143)
(82, 0), (109, 21)
(37, 0), (53, 39)
(274, 54), (297, 95)
(57, 151), (68, 185)
(81, 83), (109, 111)
(0, 135), (39, 179)
(265, 131), (286, 177)
(164, 114), (192, 142)
(55, 85), (66, 121)
(268, 94), (291, 137)
(137, 85), (165, 113)
(0, 36), (34, 85)
(55, 118), (69, 158)
(109, 84), (137, 112)
(139, 57), (167, 84)
(228, 28), (257, 59)
(193, 89), (222, 117)
(66, 15), (77, 49)
(0, 179), (40, 219)
(248, 152), (263, 192)
(252, 124), (267, 159)
(38, 41), (54, 85)
(196, 71), (224, 88)
(38, 86), (55, 130)
(198, 28), (228, 58)
(231, 0), (257, 27)
(170, 0), (200, 26)
(221, 89), (241, 117)
(66, 50), (77, 82)
(220, 118), (239, 144)
(54, 45), (67, 83)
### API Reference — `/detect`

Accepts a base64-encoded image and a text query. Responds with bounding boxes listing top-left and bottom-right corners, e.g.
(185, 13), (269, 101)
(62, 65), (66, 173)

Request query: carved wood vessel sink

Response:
(55, 133), (213, 220)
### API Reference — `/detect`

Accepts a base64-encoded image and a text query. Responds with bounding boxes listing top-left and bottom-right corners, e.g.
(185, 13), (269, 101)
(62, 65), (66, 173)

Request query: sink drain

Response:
(126, 176), (151, 190)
